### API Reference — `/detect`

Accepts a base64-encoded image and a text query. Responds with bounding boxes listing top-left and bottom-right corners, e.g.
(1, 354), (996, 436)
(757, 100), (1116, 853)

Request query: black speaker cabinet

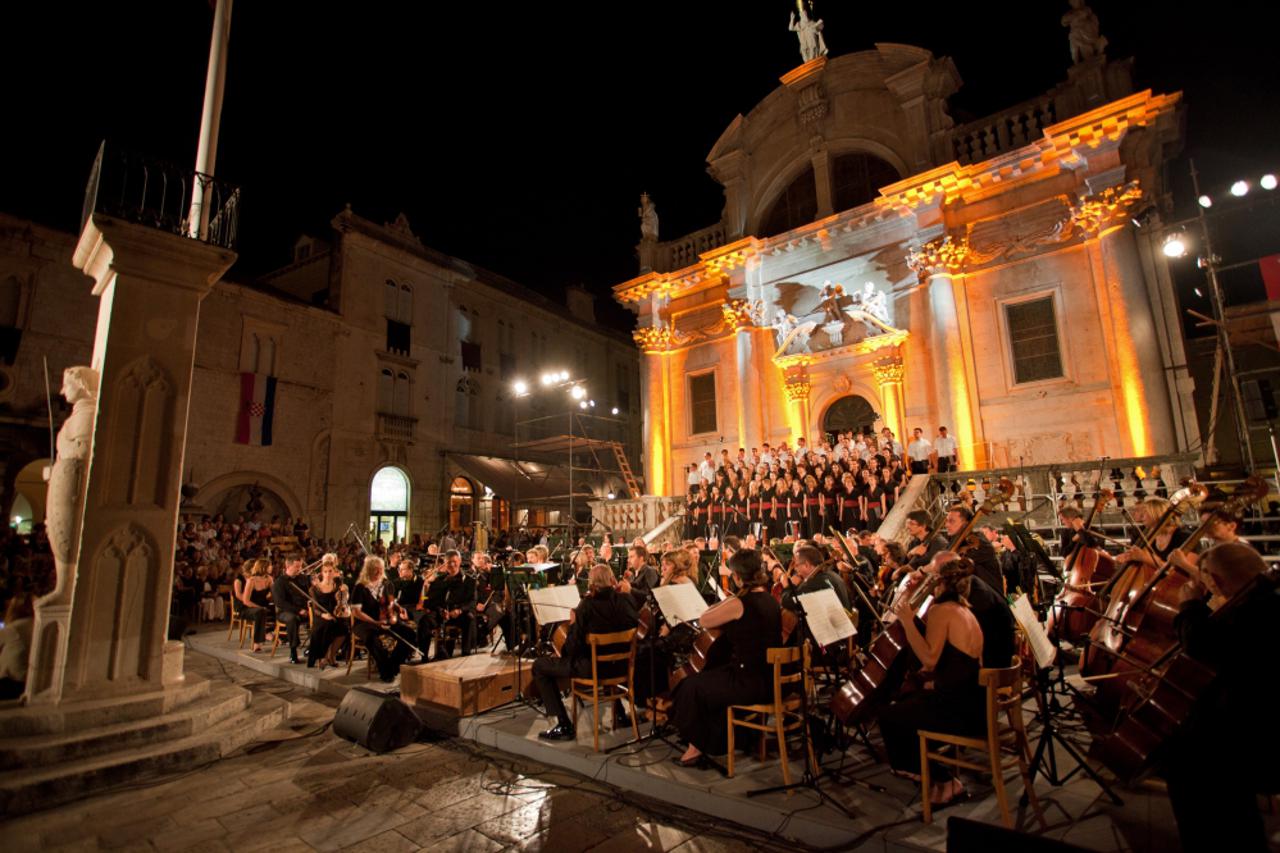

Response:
(947, 817), (1091, 852)
(333, 687), (421, 753)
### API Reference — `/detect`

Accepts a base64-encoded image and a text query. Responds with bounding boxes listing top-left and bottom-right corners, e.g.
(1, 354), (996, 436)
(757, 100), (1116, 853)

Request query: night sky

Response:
(4, 2), (1278, 333)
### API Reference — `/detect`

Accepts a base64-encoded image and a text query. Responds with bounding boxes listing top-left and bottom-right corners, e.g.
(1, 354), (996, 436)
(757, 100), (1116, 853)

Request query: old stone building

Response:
(1, 209), (641, 542)
(616, 43), (1197, 496)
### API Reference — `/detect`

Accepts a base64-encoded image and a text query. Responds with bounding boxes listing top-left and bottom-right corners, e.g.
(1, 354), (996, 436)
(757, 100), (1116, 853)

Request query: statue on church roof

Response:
(789, 2), (828, 64)
(639, 193), (659, 241)
(1061, 0), (1107, 64)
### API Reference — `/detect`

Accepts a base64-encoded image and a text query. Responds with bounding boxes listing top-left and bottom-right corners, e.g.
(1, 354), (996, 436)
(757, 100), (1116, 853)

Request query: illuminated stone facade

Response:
(613, 45), (1197, 496)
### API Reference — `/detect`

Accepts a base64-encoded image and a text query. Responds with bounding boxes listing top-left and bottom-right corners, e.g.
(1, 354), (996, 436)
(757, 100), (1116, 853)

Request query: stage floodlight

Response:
(1198, 194), (1212, 208)
(1231, 180), (1249, 197)
(570, 385), (586, 400)
(1262, 174), (1277, 191)
(611, 407), (619, 415)
(1162, 232), (1187, 258)
(513, 379), (528, 395)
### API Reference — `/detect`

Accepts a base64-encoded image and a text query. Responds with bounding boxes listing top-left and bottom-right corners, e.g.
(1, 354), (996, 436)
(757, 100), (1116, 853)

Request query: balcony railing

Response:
(81, 141), (241, 251)
(656, 223), (727, 272)
(376, 413), (417, 442)
(589, 496), (686, 543)
(947, 96), (1058, 166)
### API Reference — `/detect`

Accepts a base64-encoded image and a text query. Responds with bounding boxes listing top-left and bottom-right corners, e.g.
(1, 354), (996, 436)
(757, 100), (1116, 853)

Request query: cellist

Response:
(1162, 543), (1280, 853)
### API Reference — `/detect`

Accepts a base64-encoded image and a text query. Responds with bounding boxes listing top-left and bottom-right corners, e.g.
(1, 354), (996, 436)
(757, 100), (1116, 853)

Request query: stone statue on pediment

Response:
(43, 366), (98, 604)
(639, 193), (659, 241)
(789, 3), (828, 63)
(1062, 0), (1107, 64)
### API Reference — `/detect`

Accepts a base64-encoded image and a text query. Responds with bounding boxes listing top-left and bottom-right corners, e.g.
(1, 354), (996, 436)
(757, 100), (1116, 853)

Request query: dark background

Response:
(3, 1), (1278, 333)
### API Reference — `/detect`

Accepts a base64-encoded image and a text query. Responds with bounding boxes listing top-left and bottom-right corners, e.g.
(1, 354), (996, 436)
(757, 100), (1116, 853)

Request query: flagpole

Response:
(190, 0), (234, 240)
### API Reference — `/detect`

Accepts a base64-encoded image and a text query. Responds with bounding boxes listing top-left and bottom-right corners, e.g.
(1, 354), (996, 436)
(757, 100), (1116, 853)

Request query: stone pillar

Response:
(635, 325), (681, 497)
(781, 362), (811, 444)
(26, 215), (234, 705)
(872, 354), (907, 445)
(724, 299), (766, 451)
(909, 237), (979, 470)
(812, 149), (834, 219)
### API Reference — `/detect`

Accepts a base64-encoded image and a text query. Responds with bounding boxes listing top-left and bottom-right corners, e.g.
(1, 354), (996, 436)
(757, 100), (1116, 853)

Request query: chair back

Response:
(586, 628), (637, 681)
(766, 644), (808, 710)
(978, 655), (1024, 745)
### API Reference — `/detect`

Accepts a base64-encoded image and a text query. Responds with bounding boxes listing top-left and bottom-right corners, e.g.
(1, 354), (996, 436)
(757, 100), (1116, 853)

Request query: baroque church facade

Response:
(0, 209), (641, 541)
(616, 40), (1196, 497)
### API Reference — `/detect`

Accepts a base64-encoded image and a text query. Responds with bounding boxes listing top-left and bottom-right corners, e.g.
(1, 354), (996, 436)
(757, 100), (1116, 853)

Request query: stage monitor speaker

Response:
(333, 687), (421, 753)
(947, 818), (1091, 852)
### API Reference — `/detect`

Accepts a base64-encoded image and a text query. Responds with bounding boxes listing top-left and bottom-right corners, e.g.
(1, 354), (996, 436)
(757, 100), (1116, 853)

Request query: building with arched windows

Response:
(0, 209), (641, 543)
(617, 44), (1199, 496)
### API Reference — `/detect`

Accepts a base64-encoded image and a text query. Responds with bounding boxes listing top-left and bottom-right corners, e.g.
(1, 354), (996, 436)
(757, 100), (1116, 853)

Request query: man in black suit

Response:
(944, 506), (1004, 595)
(535, 563), (639, 741)
(271, 557), (312, 664)
(416, 551), (477, 660)
(904, 511), (947, 570)
(778, 542), (850, 613)
(619, 544), (660, 606)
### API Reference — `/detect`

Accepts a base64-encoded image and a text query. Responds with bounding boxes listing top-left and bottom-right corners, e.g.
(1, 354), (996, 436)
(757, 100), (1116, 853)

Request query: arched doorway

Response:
(11, 458), (49, 533)
(449, 476), (475, 531)
(370, 466), (410, 547)
(822, 394), (879, 441)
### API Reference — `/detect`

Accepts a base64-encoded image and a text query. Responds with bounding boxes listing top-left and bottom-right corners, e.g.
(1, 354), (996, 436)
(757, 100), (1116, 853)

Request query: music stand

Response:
(604, 585), (687, 755)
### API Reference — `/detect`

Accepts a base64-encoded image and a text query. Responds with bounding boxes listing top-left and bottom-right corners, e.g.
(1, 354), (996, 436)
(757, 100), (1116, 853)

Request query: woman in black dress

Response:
(877, 559), (986, 807)
(821, 473), (840, 535)
(732, 484), (750, 539)
(785, 479), (805, 539)
(838, 472), (860, 534)
(307, 555), (351, 668)
(803, 475), (822, 539)
(236, 558), (274, 653)
(671, 549), (782, 765)
(350, 555), (417, 682)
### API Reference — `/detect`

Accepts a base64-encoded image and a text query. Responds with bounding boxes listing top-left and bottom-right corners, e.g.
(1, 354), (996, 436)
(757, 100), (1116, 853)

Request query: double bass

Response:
(831, 478), (1014, 725)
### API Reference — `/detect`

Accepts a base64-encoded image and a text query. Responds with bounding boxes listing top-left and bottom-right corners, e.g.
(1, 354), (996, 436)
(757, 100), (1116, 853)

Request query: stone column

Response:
(781, 362), (812, 444)
(872, 354), (907, 445)
(635, 326), (681, 498)
(26, 214), (234, 705)
(724, 299), (766, 451)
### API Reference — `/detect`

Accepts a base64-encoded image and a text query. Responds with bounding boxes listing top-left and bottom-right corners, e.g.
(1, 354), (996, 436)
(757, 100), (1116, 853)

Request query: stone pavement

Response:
(0, 650), (793, 853)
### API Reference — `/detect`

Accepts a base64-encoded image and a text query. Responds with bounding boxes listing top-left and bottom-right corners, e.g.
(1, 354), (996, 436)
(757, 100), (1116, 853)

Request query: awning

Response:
(448, 453), (595, 503)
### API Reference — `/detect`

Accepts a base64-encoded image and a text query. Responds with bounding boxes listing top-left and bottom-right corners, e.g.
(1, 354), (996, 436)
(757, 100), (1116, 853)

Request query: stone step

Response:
(0, 689), (290, 817)
(0, 681), (250, 771)
(0, 674), (212, 738)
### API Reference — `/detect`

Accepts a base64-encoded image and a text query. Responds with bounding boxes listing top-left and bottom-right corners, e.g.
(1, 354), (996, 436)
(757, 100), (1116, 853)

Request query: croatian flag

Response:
(236, 372), (276, 446)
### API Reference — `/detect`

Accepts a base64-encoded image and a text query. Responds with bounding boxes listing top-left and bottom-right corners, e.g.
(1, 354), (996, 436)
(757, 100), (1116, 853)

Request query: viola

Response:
(1053, 489), (1114, 643)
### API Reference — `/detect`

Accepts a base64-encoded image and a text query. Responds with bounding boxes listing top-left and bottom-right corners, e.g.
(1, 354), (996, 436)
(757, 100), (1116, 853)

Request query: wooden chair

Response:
(570, 628), (640, 752)
(918, 655), (1047, 829)
(226, 588), (247, 645)
(270, 606), (313, 658)
(726, 644), (816, 786)
(346, 615), (375, 678)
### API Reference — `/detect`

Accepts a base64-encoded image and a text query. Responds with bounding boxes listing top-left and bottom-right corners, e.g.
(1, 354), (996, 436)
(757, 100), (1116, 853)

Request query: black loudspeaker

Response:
(946, 818), (1091, 852)
(333, 687), (421, 753)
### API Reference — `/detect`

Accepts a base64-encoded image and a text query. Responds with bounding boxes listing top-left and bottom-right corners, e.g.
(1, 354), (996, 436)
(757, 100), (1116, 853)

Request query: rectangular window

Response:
(386, 319), (410, 355)
(1005, 296), (1063, 384)
(689, 372), (717, 435)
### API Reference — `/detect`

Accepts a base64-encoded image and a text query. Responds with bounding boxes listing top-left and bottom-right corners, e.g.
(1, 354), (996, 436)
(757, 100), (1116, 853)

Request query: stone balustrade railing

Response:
(376, 413), (416, 442)
(947, 96), (1058, 165)
(590, 495), (686, 543)
(656, 223), (727, 272)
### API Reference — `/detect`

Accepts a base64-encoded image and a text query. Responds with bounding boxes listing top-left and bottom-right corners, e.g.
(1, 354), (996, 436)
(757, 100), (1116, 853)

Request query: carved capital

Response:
(872, 356), (905, 386)
(1070, 181), (1143, 238)
(632, 325), (686, 353)
(782, 364), (811, 403)
(721, 298), (765, 332)
(907, 235), (969, 279)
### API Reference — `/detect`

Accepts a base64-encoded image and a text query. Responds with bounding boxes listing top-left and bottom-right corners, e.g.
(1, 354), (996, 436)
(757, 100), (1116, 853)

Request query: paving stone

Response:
(584, 819), (695, 852)
(336, 829), (420, 853)
(424, 829), (506, 853)
(150, 819), (230, 852)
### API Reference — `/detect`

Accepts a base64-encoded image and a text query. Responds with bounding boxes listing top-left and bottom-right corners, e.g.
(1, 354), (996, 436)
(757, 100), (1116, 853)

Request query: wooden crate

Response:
(399, 654), (534, 716)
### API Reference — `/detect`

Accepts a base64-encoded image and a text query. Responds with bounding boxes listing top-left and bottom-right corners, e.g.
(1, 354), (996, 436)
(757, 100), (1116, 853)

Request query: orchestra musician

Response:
(1163, 543), (1280, 852)
(394, 557), (423, 616)
(904, 511), (947, 571)
(306, 554), (350, 669)
(237, 558), (274, 653)
(671, 549), (781, 768)
(270, 556), (311, 664)
(619, 543), (660, 602)
(775, 543), (850, 613)
(350, 555), (416, 682)
(877, 557), (986, 809)
(415, 550), (476, 660)
(1168, 508), (1250, 572)
(1057, 505), (1098, 562)
(533, 563), (640, 741)
(944, 506), (1004, 594)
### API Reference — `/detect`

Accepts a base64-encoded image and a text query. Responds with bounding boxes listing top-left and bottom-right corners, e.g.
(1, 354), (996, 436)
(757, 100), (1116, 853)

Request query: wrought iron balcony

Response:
(81, 141), (241, 251)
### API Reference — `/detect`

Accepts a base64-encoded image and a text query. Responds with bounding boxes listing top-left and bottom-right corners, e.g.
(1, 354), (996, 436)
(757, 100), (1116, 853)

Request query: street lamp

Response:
(1162, 232), (1188, 258)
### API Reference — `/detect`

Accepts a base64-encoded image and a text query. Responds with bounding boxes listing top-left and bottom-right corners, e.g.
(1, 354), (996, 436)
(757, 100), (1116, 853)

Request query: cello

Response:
(831, 478), (1014, 725)
(1052, 488), (1114, 643)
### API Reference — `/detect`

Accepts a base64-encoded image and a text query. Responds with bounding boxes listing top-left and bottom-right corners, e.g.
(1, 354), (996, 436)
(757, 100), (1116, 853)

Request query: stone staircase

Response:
(0, 674), (291, 817)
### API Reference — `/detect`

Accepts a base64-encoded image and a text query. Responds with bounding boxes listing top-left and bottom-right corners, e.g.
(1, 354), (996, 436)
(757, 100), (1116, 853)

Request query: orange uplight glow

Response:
(1097, 226), (1152, 457)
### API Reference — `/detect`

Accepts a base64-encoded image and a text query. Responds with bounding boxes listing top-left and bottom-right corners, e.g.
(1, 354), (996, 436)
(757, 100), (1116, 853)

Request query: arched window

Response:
(831, 152), (901, 213)
(384, 279), (399, 319)
(398, 284), (413, 324)
(369, 465), (410, 546)
(759, 165), (817, 238)
(450, 476), (475, 529)
(393, 371), (411, 416)
(378, 368), (394, 412)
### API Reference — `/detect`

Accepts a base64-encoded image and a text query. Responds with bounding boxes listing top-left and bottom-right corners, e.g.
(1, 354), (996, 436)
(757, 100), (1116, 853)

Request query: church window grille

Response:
(760, 166), (817, 238)
(689, 372), (717, 435)
(1005, 296), (1064, 384)
(831, 153), (901, 214)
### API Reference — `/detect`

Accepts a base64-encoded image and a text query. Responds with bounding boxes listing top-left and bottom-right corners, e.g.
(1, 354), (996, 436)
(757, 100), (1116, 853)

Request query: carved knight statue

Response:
(1061, 0), (1107, 64)
(42, 365), (98, 604)
(639, 192), (659, 241)
(789, 1), (828, 64)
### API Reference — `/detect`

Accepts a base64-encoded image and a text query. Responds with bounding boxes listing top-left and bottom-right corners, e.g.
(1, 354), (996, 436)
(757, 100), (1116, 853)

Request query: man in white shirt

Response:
(760, 443), (775, 466)
(880, 428), (904, 457)
(907, 428), (933, 474)
(687, 464), (702, 491)
(934, 426), (958, 472)
(699, 452), (715, 483)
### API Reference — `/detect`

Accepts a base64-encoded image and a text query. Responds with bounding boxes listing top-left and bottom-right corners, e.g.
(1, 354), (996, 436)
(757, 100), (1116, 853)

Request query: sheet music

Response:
(797, 588), (857, 648)
(1011, 593), (1056, 669)
(652, 583), (709, 626)
(528, 584), (580, 625)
